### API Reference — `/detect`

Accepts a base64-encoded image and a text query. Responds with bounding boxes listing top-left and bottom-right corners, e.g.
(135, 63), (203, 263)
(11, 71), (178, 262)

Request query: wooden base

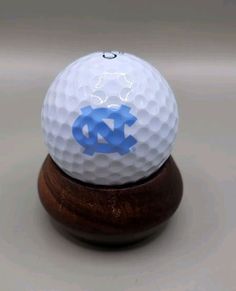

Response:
(38, 155), (183, 246)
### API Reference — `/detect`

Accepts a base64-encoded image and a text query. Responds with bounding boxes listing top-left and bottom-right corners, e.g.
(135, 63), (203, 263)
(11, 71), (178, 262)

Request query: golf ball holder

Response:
(38, 155), (183, 246)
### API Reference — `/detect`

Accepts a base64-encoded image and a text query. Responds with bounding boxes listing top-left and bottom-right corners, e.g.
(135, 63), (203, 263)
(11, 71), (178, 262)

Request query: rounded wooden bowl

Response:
(38, 155), (183, 246)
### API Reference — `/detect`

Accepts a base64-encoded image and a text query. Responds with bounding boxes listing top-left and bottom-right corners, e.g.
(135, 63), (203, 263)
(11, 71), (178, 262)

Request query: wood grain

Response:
(38, 155), (183, 245)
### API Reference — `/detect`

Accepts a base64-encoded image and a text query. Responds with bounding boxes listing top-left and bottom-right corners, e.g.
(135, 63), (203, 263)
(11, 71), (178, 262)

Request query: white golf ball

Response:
(41, 51), (178, 185)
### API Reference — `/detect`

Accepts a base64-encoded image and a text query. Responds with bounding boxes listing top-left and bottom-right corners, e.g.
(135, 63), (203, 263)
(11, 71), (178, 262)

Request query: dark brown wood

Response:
(38, 155), (183, 246)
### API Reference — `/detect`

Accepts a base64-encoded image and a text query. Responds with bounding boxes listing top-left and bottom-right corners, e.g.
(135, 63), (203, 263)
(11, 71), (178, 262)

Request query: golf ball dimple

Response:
(41, 51), (178, 185)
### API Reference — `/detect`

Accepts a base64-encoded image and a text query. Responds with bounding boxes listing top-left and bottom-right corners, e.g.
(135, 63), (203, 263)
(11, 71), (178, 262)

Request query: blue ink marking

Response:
(72, 105), (137, 156)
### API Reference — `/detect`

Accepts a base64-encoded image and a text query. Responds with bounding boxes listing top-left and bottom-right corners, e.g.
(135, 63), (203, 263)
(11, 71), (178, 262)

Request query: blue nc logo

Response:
(72, 105), (137, 156)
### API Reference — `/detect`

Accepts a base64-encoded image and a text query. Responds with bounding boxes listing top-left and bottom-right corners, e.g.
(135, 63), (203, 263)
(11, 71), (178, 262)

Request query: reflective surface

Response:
(41, 52), (178, 185)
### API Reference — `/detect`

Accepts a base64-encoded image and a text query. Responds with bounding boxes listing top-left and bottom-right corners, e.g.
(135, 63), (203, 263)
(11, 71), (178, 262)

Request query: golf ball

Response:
(41, 51), (178, 185)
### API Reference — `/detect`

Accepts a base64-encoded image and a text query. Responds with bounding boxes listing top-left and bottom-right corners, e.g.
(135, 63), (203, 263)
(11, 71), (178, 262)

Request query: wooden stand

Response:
(38, 155), (183, 246)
